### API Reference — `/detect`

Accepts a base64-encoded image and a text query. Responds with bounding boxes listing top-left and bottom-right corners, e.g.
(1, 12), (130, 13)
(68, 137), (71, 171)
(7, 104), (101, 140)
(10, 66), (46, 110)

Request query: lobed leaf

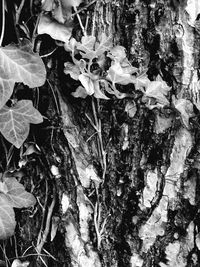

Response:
(77, 36), (96, 59)
(144, 77), (171, 107)
(0, 40), (46, 109)
(4, 177), (36, 208)
(0, 100), (43, 148)
(77, 34), (112, 60)
(94, 33), (113, 57)
(64, 62), (80, 80)
(38, 14), (72, 43)
(106, 62), (135, 85)
(0, 194), (16, 240)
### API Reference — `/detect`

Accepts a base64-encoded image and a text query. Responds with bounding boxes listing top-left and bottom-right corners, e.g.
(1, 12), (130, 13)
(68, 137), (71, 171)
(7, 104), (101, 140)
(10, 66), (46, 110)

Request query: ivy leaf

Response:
(0, 194), (16, 240)
(79, 73), (94, 95)
(0, 40), (46, 109)
(3, 177), (36, 208)
(77, 36), (96, 59)
(38, 14), (72, 43)
(64, 62), (80, 80)
(185, 0), (200, 26)
(11, 259), (30, 267)
(94, 33), (113, 57)
(0, 100), (43, 148)
(106, 62), (135, 85)
(71, 86), (88, 98)
(135, 72), (150, 90)
(143, 77), (171, 107)
(93, 80), (109, 99)
(107, 45), (127, 62)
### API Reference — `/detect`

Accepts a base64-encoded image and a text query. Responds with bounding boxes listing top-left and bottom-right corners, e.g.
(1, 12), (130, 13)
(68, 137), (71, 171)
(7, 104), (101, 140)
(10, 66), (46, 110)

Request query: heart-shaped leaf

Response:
(94, 33), (112, 57)
(107, 45), (127, 62)
(77, 35), (96, 59)
(0, 40), (46, 109)
(0, 194), (16, 240)
(144, 76), (171, 106)
(0, 100), (43, 148)
(4, 177), (36, 208)
(106, 62), (135, 85)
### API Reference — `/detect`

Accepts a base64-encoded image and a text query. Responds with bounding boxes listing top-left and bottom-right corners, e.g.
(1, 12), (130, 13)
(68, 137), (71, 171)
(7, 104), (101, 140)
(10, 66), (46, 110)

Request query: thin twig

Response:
(73, 6), (86, 35)
(47, 79), (60, 115)
(71, 0), (98, 17)
(0, 0), (5, 46)
(36, 194), (56, 254)
(16, 0), (26, 24)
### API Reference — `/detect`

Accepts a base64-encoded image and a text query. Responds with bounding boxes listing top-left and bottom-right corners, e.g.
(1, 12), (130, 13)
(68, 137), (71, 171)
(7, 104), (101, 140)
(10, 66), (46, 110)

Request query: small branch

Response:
(36, 194), (56, 254)
(16, 0), (26, 24)
(71, 0), (98, 18)
(0, 0), (5, 46)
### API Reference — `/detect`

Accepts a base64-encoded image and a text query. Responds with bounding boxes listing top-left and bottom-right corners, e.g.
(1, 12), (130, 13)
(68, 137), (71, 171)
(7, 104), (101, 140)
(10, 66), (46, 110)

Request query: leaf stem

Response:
(0, 0), (5, 46)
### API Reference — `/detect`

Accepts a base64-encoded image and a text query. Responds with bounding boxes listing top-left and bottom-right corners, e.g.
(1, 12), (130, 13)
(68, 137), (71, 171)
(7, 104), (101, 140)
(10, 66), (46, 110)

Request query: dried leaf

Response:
(4, 177), (36, 208)
(64, 62), (80, 80)
(125, 100), (137, 118)
(51, 216), (60, 241)
(0, 41), (46, 109)
(0, 100), (43, 148)
(79, 74), (94, 95)
(173, 98), (194, 128)
(154, 113), (173, 134)
(38, 14), (72, 43)
(0, 194), (16, 240)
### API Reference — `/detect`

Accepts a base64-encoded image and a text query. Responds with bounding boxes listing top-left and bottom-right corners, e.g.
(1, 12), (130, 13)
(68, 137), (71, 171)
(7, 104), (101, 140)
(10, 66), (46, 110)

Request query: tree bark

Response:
(2, 0), (200, 267)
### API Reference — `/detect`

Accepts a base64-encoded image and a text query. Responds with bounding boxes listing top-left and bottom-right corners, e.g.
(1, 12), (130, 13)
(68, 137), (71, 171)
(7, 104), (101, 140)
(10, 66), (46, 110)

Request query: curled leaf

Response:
(79, 74), (94, 95)
(144, 77), (171, 107)
(173, 97), (194, 128)
(107, 45), (127, 62)
(64, 62), (80, 80)
(106, 62), (135, 85)
(38, 14), (72, 43)
(93, 80), (109, 100)
(125, 100), (137, 118)
(71, 86), (88, 98)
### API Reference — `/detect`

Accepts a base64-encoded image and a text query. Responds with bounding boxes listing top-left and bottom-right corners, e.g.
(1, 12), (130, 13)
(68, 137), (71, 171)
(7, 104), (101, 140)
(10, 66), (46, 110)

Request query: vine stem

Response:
(0, 0), (5, 46)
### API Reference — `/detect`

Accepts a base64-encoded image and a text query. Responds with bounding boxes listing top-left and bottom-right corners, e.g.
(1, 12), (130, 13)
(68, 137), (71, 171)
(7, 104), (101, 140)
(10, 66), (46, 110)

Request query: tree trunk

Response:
(2, 0), (200, 267)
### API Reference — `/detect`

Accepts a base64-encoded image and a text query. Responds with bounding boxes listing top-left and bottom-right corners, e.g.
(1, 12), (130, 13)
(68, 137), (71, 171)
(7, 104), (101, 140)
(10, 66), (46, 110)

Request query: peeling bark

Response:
(3, 1), (200, 267)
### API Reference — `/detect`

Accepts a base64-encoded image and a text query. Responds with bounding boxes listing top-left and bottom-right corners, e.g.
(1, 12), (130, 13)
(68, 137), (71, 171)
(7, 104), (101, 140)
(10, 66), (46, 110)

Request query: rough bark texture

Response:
(1, 0), (200, 267)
